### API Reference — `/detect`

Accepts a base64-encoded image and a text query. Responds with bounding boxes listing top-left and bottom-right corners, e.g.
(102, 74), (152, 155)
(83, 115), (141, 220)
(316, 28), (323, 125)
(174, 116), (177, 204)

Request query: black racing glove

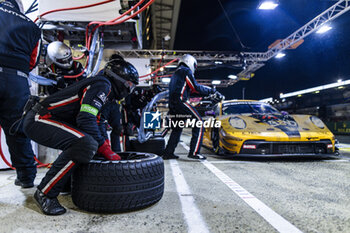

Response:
(56, 76), (67, 89)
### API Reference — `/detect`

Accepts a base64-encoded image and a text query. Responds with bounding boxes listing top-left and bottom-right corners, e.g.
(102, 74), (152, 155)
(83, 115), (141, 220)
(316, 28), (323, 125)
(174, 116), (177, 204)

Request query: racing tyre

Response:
(129, 137), (165, 155)
(212, 128), (225, 155)
(72, 152), (164, 213)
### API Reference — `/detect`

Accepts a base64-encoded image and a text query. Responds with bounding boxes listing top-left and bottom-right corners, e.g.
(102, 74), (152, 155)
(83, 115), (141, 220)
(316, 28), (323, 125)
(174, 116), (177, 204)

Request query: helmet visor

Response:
(56, 56), (73, 66)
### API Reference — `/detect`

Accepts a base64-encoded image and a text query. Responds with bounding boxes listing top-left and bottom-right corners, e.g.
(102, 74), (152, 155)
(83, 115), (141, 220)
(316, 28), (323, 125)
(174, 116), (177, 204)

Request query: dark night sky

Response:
(174, 0), (350, 100)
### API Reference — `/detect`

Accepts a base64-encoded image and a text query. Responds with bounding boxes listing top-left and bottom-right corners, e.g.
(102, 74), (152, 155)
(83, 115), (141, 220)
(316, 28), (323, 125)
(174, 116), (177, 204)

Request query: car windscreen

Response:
(222, 102), (280, 115)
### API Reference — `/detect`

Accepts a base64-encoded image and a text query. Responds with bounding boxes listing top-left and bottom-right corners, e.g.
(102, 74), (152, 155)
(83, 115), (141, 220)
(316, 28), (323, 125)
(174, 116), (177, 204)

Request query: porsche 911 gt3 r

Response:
(202, 100), (336, 156)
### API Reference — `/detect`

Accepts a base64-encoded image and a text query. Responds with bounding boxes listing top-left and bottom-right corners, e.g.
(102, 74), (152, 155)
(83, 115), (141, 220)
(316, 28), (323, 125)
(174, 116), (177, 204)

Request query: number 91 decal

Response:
(267, 119), (298, 127)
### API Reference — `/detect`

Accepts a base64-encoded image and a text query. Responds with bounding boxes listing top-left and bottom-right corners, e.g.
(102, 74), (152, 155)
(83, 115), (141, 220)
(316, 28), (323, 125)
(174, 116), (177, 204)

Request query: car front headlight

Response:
(229, 117), (246, 129)
(310, 116), (325, 129)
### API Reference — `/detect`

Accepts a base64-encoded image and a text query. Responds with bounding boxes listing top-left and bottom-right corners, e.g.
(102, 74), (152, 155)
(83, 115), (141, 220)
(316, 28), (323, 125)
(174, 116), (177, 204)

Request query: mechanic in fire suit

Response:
(99, 54), (125, 152)
(0, 0), (41, 188)
(23, 58), (139, 215)
(42, 41), (86, 94)
(163, 54), (218, 160)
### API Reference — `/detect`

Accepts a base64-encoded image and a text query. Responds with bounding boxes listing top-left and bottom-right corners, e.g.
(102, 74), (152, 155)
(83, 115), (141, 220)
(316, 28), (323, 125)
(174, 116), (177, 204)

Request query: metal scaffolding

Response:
(116, 0), (350, 83)
(237, 0), (350, 78)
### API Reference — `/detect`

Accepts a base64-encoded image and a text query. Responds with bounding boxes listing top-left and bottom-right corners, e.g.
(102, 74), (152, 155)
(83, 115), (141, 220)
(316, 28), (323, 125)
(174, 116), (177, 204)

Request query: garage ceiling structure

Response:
(151, 0), (181, 50)
(173, 0), (350, 100)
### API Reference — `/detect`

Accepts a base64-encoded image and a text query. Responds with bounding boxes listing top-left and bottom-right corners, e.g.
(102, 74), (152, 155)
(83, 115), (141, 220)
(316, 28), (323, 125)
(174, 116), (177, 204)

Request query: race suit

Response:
(164, 65), (213, 156)
(23, 75), (113, 198)
(0, 0), (41, 183)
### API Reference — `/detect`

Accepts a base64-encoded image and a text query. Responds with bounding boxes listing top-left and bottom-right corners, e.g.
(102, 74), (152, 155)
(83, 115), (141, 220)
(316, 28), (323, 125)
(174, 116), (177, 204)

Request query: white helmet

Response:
(179, 54), (197, 74)
(47, 41), (73, 69)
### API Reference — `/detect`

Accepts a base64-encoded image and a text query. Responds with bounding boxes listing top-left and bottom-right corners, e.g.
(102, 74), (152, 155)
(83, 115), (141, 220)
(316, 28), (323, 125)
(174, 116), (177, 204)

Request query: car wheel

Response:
(129, 137), (165, 156)
(72, 152), (164, 213)
(211, 128), (224, 155)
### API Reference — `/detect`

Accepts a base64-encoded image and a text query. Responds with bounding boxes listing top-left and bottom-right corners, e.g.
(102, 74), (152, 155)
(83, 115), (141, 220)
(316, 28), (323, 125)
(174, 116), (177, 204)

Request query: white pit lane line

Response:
(180, 142), (303, 233)
(169, 160), (210, 233)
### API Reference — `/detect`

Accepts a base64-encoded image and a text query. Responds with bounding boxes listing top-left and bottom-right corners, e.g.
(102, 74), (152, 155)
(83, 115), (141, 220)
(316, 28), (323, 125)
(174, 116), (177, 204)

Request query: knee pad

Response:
(69, 136), (98, 163)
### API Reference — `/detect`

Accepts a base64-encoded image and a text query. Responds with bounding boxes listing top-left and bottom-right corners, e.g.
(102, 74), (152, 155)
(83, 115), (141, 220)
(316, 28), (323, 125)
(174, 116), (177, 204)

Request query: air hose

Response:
(0, 126), (51, 170)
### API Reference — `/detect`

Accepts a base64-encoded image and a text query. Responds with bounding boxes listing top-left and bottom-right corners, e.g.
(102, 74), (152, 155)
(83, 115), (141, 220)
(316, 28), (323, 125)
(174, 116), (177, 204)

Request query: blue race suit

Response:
(0, 0), (41, 184)
(164, 65), (214, 156)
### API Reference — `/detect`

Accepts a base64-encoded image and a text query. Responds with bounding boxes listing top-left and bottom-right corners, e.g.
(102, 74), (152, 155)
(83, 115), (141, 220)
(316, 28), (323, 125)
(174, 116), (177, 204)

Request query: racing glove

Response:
(97, 140), (121, 161)
(214, 91), (225, 101)
(56, 76), (67, 89)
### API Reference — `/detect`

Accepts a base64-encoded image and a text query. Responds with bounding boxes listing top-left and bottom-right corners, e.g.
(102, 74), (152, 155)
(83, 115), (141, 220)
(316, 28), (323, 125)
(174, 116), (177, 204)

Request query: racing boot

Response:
(187, 153), (206, 160)
(34, 189), (66, 215)
(162, 153), (179, 160)
(14, 179), (34, 188)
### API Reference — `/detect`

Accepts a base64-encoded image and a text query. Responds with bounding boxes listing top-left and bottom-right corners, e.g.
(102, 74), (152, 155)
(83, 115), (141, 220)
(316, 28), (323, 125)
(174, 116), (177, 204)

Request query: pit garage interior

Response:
(1, 0), (350, 232)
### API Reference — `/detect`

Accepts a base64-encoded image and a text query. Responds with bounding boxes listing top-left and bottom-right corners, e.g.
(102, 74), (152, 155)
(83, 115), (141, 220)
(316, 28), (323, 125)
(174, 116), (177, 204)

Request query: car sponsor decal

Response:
(251, 114), (301, 138)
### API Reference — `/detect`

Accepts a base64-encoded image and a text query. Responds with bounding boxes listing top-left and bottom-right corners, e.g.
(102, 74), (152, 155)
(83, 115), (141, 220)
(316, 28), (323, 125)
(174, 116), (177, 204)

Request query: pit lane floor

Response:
(1, 135), (350, 233)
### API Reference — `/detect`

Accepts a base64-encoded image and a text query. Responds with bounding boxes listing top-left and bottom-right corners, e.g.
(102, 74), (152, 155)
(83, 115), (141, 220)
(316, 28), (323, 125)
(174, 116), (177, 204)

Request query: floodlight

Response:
(275, 52), (285, 58)
(228, 75), (238, 80)
(258, 1), (279, 10)
(316, 25), (332, 34)
(162, 78), (171, 84)
(212, 80), (221, 85)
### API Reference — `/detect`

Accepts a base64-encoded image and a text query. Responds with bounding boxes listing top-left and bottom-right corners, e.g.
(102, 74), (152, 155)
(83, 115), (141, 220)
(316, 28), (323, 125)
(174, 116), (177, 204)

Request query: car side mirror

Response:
(205, 110), (216, 117)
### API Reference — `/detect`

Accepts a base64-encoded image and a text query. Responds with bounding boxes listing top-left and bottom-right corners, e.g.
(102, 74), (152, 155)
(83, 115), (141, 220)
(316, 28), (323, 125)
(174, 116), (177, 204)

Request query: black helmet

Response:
(104, 59), (139, 100)
(109, 54), (124, 61)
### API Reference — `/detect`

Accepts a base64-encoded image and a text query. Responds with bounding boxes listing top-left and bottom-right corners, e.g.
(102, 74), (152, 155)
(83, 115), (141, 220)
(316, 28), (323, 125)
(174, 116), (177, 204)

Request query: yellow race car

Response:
(202, 100), (336, 157)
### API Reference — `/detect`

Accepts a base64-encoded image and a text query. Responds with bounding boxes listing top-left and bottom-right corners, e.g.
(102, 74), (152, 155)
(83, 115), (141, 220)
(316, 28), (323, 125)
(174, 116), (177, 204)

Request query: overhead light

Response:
(212, 80), (221, 85)
(275, 52), (286, 58)
(165, 65), (177, 68)
(215, 61), (223, 65)
(280, 79), (350, 98)
(316, 25), (332, 34)
(162, 77), (171, 84)
(228, 75), (238, 80)
(159, 67), (164, 72)
(163, 34), (171, 41)
(338, 79), (342, 83)
(258, 1), (279, 10)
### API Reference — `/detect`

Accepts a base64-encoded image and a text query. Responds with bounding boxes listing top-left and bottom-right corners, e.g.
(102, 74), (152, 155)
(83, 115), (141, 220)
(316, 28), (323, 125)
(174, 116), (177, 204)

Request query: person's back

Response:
(0, 0), (41, 188)
(0, 0), (41, 73)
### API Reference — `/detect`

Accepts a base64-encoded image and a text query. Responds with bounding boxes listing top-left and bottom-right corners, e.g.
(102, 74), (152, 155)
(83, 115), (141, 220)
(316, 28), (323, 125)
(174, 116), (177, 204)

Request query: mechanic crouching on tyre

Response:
(163, 54), (220, 160)
(23, 58), (139, 215)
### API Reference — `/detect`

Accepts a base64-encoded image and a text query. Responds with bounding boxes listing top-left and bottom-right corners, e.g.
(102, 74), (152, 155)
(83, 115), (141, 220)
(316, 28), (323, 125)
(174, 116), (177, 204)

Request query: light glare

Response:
(212, 80), (221, 85)
(316, 25), (332, 34)
(228, 75), (238, 80)
(258, 1), (279, 10)
(275, 53), (286, 58)
(162, 77), (171, 83)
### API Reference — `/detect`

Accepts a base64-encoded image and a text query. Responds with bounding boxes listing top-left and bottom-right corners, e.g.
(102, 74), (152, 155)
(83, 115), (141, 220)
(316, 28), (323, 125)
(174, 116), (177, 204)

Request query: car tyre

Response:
(211, 128), (225, 155)
(129, 137), (165, 156)
(72, 152), (164, 213)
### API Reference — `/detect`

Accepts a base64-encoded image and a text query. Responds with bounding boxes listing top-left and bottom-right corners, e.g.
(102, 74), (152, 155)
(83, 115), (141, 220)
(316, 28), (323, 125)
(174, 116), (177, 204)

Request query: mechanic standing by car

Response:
(43, 41), (86, 94)
(0, 0), (41, 188)
(23, 58), (139, 215)
(163, 54), (218, 160)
